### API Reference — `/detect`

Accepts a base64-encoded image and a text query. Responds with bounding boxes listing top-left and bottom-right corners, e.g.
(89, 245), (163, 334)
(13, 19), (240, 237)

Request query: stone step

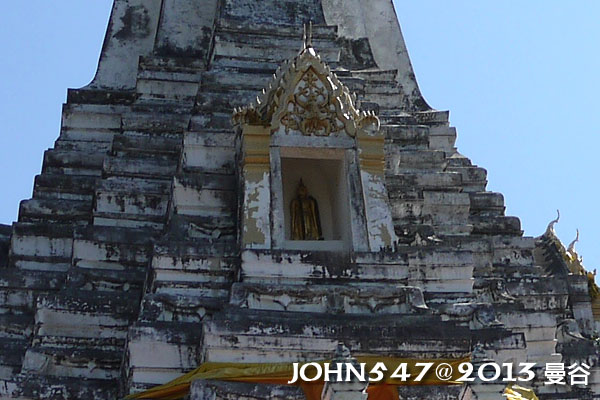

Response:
(33, 174), (98, 201)
(175, 173), (236, 192)
(190, 380), (305, 400)
(390, 191), (472, 236)
(383, 124), (429, 148)
(0, 269), (66, 314)
(41, 149), (105, 176)
(93, 185), (170, 230)
(130, 102), (194, 116)
(136, 74), (201, 92)
(363, 79), (402, 95)
(168, 215), (237, 243)
(446, 154), (474, 167)
(136, 75), (200, 105)
(9, 223), (74, 272)
(22, 343), (123, 380)
(22, 290), (138, 381)
(35, 289), (139, 336)
(475, 264), (547, 280)
(210, 55), (283, 72)
(189, 111), (232, 132)
(217, 20), (337, 39)
(380, 113), (420, 126)
(200, 66), (362, 97)
(229, 283), (428, 314)
(0, 338), (28, 379)
(172, 176), (236, 219)
(213, 24), (339, 61)
(182, 132), (237, 174)
(65, 87), (137, 106)
(121, 111), (190, 134)
(137, 293), (225, 323)
(386, 171), (463, 191)
(469, 192), (506, 217)
(3, 374), (117, 399)
(470, 216), (522, 236)
(194, 89), (258, 113)
(61, 103), (123, 128)
(18, 199), (91, 224)
(72, 226), (155, 271)
(200, 69), (272, 92)
(386, 149), (447, 173)
(338, 75), (366, 94)
(352, 69), (398, 83)
(123, 322), (203, 390)
(66, 266), (146, 294)
(92, 178), (170, 229)
(239, 250), (414, 285)
(363, 92), (406, 109)
(428, 125), (458, 151)
(150, 275), (232, 299)
(153, 240), (238, 260)
(54, 138), (112, 153)
(139, 55), (206, 74)
(202, 309), (471, 363)
(98, 176), (172, 195)
(149, 250), (235, 298)
(213, 36), (339, 65)
(111, 134), (182, 157)
(379, 110), (450, 126)
(149, 241), (237, 298)
(0, 314), (33, 340)
(447, 166), (488, 192)
(103, 156), (178, 179)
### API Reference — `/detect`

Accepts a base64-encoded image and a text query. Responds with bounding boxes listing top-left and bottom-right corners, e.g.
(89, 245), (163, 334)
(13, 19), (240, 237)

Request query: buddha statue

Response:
(290, 179), (323, 240)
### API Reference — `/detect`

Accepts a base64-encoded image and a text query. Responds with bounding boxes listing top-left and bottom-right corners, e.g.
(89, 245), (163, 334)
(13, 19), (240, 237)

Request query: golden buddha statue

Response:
(290, 179), (323, 240)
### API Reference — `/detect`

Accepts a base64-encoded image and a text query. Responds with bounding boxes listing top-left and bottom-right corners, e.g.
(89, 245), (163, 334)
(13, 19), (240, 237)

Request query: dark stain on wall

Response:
(114, 5), (151, 40)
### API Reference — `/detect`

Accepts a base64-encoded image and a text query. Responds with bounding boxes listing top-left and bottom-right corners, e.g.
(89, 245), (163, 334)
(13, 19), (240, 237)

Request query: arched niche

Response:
(233, 41), (396, 253)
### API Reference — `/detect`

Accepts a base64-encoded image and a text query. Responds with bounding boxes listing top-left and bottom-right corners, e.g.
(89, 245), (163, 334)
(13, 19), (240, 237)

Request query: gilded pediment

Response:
(233, 43), (377, 137)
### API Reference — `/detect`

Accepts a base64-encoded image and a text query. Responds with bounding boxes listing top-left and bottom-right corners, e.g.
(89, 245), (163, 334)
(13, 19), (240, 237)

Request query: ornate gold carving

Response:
(280, 68), (345, 136)
(233, 41), (379, 138)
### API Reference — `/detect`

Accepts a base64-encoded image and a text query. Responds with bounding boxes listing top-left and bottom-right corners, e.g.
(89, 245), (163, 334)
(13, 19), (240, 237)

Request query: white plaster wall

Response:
(154, 0), (219, 56)
(87, 0), (219, 90)
(88, 0), (162, 90)
(321, 0), (427, 106)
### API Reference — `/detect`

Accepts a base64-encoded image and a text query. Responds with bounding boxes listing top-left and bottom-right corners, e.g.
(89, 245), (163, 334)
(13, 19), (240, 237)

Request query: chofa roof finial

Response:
(567, 229), (580, 253)
(302, 21), (313, 50)
(545, 209), (560, 235)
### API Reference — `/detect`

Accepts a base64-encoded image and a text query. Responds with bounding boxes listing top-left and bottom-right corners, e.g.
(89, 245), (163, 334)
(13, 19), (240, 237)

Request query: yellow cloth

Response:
(125, 357), (469, 400)
(503, 384), (539, 400)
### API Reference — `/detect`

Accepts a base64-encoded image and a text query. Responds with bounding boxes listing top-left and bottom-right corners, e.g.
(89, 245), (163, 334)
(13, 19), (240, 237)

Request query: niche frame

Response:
(233, 42), (396, 253)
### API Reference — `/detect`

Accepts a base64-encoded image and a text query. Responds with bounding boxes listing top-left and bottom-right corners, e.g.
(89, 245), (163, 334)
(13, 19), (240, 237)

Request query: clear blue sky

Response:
(0, 1), (598, 272)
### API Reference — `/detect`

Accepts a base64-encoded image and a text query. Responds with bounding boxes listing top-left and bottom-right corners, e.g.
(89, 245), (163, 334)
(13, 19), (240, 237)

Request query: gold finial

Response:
(302, 21), (313, 50)
(567, 229), (580, 253)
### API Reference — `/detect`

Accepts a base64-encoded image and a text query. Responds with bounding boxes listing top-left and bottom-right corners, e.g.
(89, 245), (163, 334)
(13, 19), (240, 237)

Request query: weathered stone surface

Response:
(0, 224), (10, 268)
(190, 379), (305, 400)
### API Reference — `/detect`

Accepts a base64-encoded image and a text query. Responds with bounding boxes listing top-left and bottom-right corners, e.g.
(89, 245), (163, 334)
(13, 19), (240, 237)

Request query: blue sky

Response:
(0, 1), (598, 272)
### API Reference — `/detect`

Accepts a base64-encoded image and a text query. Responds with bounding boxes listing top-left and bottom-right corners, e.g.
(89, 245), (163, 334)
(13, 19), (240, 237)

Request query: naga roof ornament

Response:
(233, 25), (378, 137)
(542, 212), (598, 294)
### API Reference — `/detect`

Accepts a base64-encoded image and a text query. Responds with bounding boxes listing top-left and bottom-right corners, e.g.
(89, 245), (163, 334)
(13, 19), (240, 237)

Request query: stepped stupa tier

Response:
(0, 1), (598, 399)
